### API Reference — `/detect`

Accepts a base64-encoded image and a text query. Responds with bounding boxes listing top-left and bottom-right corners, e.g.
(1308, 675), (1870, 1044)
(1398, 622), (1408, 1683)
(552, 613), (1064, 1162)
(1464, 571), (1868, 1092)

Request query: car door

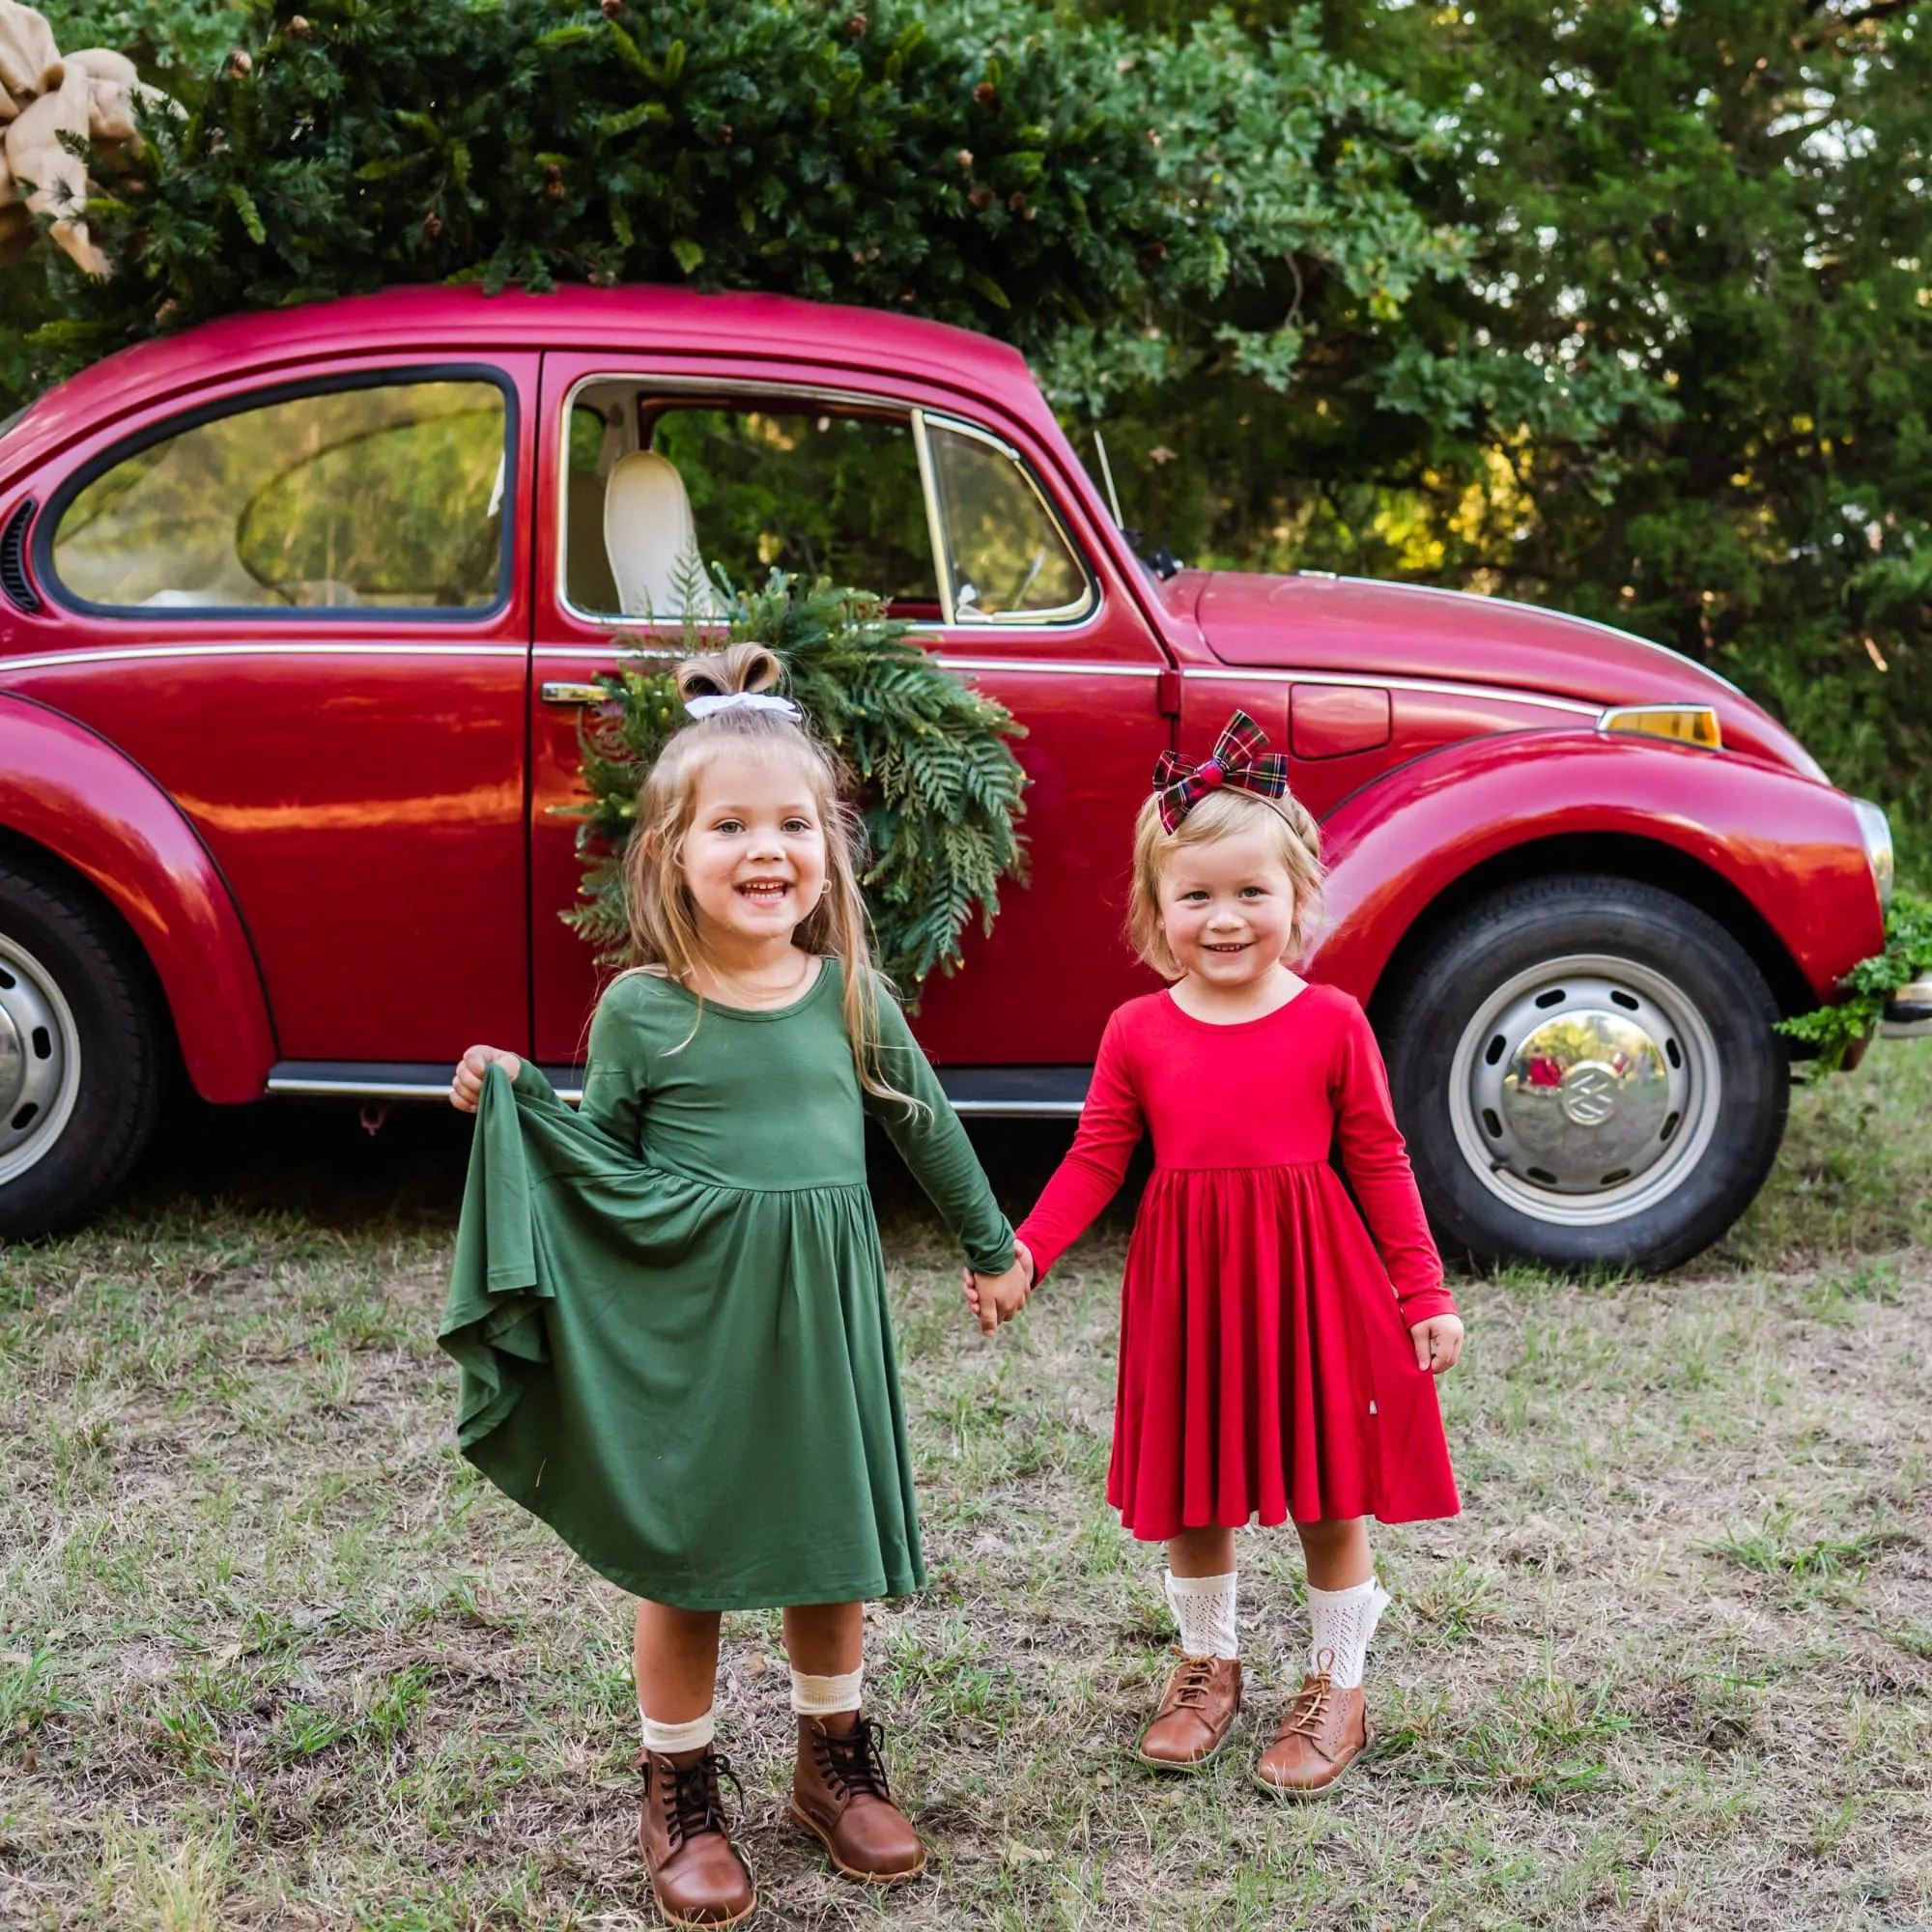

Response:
(17, 357), (536, 1065)
(528, 351), (1172, 1075)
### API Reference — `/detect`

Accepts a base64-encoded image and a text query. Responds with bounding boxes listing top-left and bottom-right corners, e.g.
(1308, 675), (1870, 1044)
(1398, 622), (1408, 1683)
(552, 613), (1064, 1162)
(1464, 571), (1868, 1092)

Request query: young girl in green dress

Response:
(442, 643), (1030, 1928)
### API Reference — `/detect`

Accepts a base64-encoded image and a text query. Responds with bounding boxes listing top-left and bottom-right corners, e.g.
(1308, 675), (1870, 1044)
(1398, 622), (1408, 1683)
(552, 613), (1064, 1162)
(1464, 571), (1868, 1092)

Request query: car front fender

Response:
(0, 695), (275, 1101)
(1305, 729), (1886, 1007)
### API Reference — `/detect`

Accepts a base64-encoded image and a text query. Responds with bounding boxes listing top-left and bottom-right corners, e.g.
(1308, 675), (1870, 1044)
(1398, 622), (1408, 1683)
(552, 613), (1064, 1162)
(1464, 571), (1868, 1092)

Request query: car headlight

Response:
(1852, 797), (1893, 912)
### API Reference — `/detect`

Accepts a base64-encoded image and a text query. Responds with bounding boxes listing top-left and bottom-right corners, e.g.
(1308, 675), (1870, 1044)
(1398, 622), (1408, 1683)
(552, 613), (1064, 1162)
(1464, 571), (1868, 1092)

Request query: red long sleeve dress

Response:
(1016, 984), (1460, 1539)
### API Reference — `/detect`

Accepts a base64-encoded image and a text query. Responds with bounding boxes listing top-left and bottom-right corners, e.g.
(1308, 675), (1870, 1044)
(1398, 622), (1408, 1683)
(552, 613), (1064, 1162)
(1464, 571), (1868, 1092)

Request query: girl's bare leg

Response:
(782, 1600), (865, 1734)
(635, 1600), (723, 1725)
(1167, 1524), (1236, 1577)
(1294, 1515), (1373, 1591)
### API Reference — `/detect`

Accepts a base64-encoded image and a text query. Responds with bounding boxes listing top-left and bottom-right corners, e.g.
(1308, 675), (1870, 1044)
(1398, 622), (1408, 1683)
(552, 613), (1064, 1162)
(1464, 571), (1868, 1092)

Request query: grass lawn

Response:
(2, 1039), (1930, 1929)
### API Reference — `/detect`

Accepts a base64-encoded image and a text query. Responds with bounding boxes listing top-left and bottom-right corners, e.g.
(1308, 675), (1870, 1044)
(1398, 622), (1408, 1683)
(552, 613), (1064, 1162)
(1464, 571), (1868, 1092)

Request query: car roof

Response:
(8, 285), (1044, 462)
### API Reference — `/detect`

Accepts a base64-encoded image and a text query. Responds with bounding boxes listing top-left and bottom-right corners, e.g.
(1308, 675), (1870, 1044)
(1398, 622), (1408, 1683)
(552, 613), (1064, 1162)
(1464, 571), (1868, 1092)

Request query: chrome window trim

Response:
(551, 370), (1100, 634)
(910, 407), (955, 626)
(39, 363), (521, 624)
(914, 408), (1098, 628)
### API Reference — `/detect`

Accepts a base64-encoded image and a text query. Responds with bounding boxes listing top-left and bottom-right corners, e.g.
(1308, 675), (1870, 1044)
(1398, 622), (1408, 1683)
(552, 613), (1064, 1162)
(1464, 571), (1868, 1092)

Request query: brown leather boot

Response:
(637, 1746), (755, 1928)
(790, 1714), (927, 1882)
(1254, 1649), (1369, 1797)
(1135, 1650), (1242, 1770)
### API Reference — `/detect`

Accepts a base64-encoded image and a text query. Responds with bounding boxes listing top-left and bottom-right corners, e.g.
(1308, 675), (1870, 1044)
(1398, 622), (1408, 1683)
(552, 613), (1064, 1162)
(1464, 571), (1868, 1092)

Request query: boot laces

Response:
(1283, 1647), (1338, 1739)
(1167, 1653), (1221, 1710)
(815, 1715), (894, 1803)
(657, 1748), (743, 1847)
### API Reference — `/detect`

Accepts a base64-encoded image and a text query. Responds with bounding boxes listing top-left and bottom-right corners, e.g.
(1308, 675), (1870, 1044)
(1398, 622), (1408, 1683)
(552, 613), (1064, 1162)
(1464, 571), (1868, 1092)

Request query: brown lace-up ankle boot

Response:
(790, 1714), (927, 1882)
(1254, 1647), (1369, 1797)
(637, 1745), (755, 1927)
(1136, 1650), (1242, 1769)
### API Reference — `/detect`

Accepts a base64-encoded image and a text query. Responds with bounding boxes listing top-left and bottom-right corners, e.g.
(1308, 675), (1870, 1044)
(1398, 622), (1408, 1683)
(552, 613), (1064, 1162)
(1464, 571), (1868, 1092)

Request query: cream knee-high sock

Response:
(1305, 1577), (1390, 1690)
(1164, 1569), (1238, 1661)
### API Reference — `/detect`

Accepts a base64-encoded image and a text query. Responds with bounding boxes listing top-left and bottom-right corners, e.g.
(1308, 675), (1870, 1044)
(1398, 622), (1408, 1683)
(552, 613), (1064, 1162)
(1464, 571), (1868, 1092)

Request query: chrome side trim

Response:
(949, 1097), (1087, 1117)
(1184, 665), (1598, 715)
(0, 640), (526, 678)
(936, 656), (1162, 678)
(531, 646), (1166, 677)
(267, 1061), (1090, 1116)
(268, 1063), (587, 1104)
(268, 1074), (455, 1099)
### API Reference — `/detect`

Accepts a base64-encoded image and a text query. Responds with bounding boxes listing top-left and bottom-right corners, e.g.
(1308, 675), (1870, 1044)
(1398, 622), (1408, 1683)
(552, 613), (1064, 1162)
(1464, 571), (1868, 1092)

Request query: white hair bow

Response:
(684, 692), (805, 723)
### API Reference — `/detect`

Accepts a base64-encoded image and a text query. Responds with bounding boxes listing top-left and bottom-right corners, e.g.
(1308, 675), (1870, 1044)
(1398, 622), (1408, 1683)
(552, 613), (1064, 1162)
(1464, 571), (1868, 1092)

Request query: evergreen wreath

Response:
(564, 570), (1028, 996)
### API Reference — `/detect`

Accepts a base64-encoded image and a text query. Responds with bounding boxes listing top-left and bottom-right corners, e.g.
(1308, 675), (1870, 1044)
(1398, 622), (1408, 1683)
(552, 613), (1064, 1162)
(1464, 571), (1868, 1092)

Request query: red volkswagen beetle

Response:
(0, 286), (1896, 1268)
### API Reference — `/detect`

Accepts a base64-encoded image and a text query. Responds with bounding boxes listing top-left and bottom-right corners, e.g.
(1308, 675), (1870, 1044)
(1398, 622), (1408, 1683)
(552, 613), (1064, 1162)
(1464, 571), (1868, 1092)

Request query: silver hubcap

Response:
(1448, 953), (1720, 1228)
(0, 935), (82, 1186)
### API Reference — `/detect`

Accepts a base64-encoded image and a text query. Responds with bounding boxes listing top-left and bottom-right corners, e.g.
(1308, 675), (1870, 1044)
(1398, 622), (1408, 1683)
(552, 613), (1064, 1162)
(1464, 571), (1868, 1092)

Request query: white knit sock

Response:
(639, 1705), (716, 1753)
(1306, 1577), (1390, 1690)
(1164, 1570), (1239, 1661)
(790, 1665), (865, 1717)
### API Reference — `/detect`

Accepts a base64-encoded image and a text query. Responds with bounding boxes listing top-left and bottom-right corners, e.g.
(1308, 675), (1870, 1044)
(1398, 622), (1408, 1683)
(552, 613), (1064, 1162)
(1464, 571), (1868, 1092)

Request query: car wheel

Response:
(1383, 874), (1788, 1274)
(0, 859), (162, 1238)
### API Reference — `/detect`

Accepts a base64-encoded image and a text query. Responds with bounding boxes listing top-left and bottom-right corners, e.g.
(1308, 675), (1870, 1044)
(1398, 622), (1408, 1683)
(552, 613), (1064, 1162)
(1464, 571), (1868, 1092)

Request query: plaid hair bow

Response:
(1151, 709), (1292, 833)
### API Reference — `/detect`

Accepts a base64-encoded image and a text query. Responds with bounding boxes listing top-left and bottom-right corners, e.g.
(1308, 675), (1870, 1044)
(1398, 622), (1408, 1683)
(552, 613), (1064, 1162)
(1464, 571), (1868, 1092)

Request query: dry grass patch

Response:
(1, 1042), (1929, 1928)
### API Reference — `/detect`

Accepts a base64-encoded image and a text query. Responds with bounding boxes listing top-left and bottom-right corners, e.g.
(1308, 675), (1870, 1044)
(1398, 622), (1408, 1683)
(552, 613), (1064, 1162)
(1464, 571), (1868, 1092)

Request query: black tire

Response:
(0, 858), (162, 1238)
(1381, 874), (1788, 1274)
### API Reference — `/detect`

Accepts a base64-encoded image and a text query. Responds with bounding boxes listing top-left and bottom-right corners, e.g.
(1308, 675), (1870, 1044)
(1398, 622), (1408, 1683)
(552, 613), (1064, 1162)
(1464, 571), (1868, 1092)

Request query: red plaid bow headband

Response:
(1151, 709), (1292, 833)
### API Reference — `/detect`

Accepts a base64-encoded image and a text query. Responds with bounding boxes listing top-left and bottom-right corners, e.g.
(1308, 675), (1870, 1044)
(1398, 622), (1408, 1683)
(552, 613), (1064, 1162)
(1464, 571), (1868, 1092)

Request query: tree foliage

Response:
(1778, 892), (1932, 1069)
(1077, 0), (1932, 876)
(9, 0), (1463, 421)
(567, 571), (1028, 996)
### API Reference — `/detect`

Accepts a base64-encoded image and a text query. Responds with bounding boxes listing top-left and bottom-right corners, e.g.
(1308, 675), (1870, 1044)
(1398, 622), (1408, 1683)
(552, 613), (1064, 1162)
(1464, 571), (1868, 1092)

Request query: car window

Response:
(564, 389), (939, 618)
(923, 418), (1091, 622)
(50, 379), (508, 611)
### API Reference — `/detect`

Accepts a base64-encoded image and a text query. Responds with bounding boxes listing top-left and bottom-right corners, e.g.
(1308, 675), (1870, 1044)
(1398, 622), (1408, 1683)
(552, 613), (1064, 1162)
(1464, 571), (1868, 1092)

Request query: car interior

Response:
(562, 381), (1089, 625)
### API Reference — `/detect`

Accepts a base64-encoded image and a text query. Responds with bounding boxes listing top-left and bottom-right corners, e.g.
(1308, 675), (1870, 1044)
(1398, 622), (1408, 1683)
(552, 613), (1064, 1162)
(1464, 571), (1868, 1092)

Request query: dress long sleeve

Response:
(1330, 1003), (1456, 1325)
(1015, 1012), (1146, 1281)
(866, 985), (1016, 1276)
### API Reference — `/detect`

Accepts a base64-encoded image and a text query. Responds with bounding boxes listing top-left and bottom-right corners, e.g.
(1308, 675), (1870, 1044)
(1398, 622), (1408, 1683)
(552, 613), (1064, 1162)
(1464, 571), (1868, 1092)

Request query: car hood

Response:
(1187, 571), (1826, 781)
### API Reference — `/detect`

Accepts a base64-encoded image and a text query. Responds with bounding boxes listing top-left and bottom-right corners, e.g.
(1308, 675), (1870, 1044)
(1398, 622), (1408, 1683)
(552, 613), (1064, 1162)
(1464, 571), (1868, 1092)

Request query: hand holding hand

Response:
(450, 1044), (523, 1113)
(962, 1239), (1035, 1336)
(1409, 1312), (1464, 1376)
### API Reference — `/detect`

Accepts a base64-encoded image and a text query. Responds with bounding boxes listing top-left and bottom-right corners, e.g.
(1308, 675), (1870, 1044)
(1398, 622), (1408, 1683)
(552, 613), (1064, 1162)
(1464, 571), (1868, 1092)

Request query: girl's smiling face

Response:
(679, 748), (829, 949)
(1156, 826), (1299, 988)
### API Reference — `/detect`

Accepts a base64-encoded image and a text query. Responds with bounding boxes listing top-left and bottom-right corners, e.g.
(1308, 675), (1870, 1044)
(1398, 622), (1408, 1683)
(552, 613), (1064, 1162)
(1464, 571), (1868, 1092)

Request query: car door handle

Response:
(540, 681), (608, 705)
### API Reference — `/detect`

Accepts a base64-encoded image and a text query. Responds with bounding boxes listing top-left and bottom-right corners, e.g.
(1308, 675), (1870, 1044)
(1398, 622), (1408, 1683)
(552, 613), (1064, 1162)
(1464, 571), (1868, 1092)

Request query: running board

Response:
(266, 1061), (1091, 1117)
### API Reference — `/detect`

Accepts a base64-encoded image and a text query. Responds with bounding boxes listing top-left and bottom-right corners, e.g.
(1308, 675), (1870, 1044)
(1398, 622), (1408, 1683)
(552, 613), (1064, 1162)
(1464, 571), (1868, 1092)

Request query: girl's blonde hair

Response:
(620, 641), (918, 1110)
(1126, 785), (1324, 979)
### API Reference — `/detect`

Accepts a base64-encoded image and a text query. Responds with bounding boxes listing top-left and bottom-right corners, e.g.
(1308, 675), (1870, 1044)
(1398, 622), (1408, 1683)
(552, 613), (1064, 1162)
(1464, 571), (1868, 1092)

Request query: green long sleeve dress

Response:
(438, 960), (1016, 1610)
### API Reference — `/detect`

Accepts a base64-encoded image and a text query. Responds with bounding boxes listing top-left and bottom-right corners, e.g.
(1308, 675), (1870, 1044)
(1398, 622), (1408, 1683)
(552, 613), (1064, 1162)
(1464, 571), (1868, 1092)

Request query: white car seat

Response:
(603, 450), (718, 618)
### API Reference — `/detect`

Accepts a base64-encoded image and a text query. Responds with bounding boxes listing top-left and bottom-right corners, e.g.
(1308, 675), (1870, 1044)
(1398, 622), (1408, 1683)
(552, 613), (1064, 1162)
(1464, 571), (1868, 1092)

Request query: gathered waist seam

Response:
(1149, 1160), (1338, 1177)
(634, 1162), (873, 1197)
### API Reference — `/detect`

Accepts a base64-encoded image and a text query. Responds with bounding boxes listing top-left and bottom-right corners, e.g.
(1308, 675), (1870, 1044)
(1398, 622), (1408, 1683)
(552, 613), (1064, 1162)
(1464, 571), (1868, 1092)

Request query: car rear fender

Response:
(0, 695), (275, 1101)
(1306, 730), (1886, 1009)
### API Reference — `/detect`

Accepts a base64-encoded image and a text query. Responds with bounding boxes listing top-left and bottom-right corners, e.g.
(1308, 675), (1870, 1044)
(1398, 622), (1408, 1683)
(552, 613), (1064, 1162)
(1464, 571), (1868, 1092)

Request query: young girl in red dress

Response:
(967, 709), (1464, 1795)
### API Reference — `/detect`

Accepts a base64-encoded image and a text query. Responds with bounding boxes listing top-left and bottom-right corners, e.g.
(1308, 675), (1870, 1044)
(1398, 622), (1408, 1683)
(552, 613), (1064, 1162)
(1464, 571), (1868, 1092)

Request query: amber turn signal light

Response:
(1597, 703), (1722, 751)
